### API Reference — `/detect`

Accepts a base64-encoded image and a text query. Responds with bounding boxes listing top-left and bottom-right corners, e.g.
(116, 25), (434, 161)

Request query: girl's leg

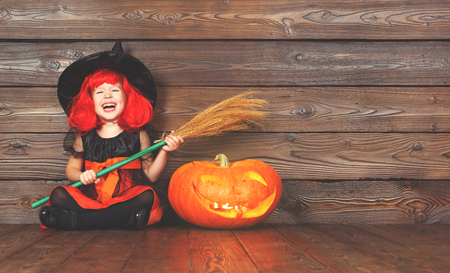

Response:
(40, 187), (154, 230)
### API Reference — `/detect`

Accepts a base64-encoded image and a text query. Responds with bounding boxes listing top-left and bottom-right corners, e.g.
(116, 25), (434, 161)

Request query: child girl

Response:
(39, 41), (184, 230)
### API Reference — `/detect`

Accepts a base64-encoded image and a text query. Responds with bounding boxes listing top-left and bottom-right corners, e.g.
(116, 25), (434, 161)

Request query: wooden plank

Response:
(188, 225), (259, 273)
(361, 224), (450, 262)
(3, 86), (450, 133)
(122, 225), (189, 272)
(0, 229), (100, 272)
(3, 132), (450, 181)
(0, 180), (70, 224)
(233, 224), (332, 272)
(0, 41), (449, 87)
(393, 224), (450, 238)
(313, 224), (450, 272)
(55, 229), (144, 272)
(0, 225), (56, 262)
(4, 180), (450, 225)
(272, 224), (402, 272)
(0, 224), (28, 236)
(1, 0), (449, 40)
(271, 180), (450, 224)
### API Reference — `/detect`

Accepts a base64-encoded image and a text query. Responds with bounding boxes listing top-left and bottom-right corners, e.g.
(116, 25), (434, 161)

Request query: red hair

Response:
(67, 68), (154, 134)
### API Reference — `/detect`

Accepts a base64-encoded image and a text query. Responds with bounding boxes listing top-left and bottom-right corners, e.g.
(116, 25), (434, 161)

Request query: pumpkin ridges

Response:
(168, 156), (282, 229)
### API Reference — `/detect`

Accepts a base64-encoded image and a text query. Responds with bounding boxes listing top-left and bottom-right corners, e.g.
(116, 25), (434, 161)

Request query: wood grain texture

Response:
(0, 41), (449, 87)
(272, 180), (450, 224)
(3, 132), (450, 181)
(3, 86), (450, 133)
(0, 229), (100, 273)
(6, 180), (450, 225)
(272, 224), (402, 273)
(361, 224), (450, 262)
(313, 224), (450, 272)
(0, 225), (56, 262)
(56, 229), (144, 272)
(233, 224), (332, 272)
(0, 180), (70, 224)
(122, 225), (189, 273)
(0, 0), (449, 40)
(188, 225), (259, 273)
(2, 224), (450, 272)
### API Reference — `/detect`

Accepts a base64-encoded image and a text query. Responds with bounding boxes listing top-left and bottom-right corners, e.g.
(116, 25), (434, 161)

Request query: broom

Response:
(31, 91), (268, 209)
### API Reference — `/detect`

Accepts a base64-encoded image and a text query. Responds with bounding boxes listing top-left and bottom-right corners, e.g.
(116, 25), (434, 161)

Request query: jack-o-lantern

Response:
(168, 154), (282, 229)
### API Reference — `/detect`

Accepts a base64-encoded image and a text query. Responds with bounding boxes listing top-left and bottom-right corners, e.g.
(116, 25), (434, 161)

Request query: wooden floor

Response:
(1, 223), (450, 272)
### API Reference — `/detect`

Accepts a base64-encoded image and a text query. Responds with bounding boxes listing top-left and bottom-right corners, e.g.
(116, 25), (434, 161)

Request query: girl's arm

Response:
(65, 135), (99, 185)
(141, 130), (184, 182)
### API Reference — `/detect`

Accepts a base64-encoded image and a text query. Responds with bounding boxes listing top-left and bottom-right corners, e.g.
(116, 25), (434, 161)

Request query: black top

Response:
(82, 130), (141, 163)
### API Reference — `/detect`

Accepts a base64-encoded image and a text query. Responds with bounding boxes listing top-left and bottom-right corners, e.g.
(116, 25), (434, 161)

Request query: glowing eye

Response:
(242, 171), (267, 186)
(200, 175), (226, 186)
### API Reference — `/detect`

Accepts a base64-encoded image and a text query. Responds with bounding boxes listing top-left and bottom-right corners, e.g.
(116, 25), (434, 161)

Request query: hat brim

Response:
(57, 43), (156, 116)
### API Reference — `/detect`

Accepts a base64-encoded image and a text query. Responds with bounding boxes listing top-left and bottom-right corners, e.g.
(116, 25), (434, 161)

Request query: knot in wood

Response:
(284, 200), (306, 215)
(414, 209), (427, 223)
(291, 104), (315, 118)
(123, 11), (142, 20)
(412, 143), (422, 151)
(10, 141), (26, 149)
(285, 133), (297, 142)
(162, 14), (178, 26)
(0, 8), (11, 20)
(296, 54), (306, 61)
(62, 50), (83, 59)
(0, 103), (13, 115)
(39, 59), (61, 72)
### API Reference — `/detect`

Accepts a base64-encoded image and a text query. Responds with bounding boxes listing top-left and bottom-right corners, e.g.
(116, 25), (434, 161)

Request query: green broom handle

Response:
(31, 140), (167, 209)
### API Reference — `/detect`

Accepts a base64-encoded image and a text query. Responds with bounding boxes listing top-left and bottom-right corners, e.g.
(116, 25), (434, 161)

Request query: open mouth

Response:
(193, 184), (277, 219)
(102, 103), (116, 112)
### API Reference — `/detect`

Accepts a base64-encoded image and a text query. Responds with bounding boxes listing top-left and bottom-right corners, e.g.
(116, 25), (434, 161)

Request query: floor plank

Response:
(234, 224), (332, 272)
(188, 225), (259, 273)
(0, 225), (56, 262)
(0, 224), (28, 237)
(122, 224), (189, 273)
(0, 229), (100, 272)
(1, 224), (450, 272)
(362, 224), (450, 263)
(273, 224), (402, 273)
(313, 224), (450, 273)
(55, 229), (144, 272)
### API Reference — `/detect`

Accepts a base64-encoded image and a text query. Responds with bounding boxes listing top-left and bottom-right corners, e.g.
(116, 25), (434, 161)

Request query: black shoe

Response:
(128, 208), (146, 230)
(39, 206), (77, 230)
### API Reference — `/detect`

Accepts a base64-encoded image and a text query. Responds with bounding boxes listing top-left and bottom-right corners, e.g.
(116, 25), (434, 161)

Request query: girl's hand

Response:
(79, 169), (100, 185)
(162, 131), (184, 152)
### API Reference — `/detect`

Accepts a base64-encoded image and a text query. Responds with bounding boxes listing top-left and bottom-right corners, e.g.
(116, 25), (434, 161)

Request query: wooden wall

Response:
(1, 0), (450, 224)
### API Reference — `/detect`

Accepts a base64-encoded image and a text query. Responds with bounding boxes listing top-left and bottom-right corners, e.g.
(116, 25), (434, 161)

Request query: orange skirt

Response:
(40, 184), (163, 229)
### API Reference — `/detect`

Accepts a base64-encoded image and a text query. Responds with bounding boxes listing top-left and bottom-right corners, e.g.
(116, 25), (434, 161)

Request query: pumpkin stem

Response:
(215, 154), (229, 168)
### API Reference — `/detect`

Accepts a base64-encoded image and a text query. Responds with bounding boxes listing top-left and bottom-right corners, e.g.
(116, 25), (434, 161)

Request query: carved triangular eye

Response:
(242, 171), (267, 186)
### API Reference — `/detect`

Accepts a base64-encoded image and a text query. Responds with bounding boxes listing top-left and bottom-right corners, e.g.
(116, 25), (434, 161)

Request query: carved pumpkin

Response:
(168, 154), (282, 229)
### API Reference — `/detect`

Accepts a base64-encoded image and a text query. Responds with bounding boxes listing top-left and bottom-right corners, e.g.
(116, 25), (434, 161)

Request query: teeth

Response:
(103, 104), (115, 109)
(210, 202), (248, 212)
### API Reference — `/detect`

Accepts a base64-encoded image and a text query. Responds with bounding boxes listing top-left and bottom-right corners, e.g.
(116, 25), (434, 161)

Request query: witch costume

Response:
(39, 40), (166, 230)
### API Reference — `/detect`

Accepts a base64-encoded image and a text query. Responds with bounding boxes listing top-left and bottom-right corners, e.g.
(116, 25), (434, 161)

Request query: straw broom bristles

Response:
(173, 91), (268, 139)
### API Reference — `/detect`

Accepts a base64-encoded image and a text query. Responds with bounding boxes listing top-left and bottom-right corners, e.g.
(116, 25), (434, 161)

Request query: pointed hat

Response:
(57, 40), (157, 116)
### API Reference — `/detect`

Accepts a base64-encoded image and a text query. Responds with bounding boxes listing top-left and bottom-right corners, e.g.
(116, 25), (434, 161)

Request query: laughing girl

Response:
(39, 41), (184, 230)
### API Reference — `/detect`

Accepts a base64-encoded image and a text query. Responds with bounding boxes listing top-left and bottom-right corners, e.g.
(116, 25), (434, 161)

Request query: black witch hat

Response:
(57, 40), (157, 116)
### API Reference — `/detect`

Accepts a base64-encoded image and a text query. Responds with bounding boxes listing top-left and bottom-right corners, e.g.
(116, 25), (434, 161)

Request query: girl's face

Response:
(91, 82), (126, 124)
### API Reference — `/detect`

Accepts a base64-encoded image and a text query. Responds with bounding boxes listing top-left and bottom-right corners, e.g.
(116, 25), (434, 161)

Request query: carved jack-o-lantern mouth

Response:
(168, 154), (282, 229)
(193, 182), (277, 219)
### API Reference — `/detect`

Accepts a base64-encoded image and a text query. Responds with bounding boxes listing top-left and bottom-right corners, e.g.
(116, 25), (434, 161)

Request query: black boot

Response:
(39, 206), (77, 230)
(126, 208), (146, 230)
